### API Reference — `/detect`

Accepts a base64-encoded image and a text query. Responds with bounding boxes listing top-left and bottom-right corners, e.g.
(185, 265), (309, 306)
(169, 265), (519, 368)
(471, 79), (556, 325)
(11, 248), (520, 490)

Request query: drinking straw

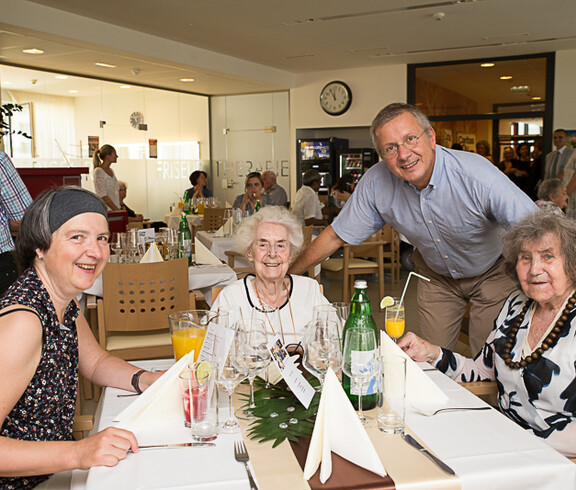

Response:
(395, 271), (431, 320)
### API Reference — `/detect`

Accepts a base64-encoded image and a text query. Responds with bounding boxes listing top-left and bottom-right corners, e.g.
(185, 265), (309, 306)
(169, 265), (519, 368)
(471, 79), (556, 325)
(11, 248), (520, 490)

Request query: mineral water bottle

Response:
(254, 199), (261, 212)
(177, 213), (193, 264)
(342, 279), (378, 410)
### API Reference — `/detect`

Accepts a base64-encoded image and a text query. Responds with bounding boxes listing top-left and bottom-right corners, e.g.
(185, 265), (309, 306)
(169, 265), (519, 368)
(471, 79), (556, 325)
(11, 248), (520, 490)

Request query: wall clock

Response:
(129, 111), (144, 129)
(320, 81), (352, 116)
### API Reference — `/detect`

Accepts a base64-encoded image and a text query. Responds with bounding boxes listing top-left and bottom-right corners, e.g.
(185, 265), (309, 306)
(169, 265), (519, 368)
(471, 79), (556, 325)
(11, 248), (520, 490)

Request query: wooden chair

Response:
(379, 225), (401, 286)
(224, 250), (254, 276)
(107, 210), (129, 234)
(202, 207), (226, 232)
(302, 225), (321, 283)
(97, 258), (195, 360)
(321, 231), (387, 302)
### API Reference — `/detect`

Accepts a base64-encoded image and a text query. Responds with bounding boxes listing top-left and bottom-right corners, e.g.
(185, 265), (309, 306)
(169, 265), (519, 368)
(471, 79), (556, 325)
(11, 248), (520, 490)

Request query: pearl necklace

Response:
(502, 293), (576, 369)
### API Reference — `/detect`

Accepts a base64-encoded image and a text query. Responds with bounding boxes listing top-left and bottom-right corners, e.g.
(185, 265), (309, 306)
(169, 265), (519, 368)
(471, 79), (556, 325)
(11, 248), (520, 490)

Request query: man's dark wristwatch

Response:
(131, 369), (146, 394)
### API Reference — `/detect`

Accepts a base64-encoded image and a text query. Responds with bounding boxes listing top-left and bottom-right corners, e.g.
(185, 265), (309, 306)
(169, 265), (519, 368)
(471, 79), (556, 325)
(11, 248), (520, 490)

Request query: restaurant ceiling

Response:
(1, 0), (574, 98)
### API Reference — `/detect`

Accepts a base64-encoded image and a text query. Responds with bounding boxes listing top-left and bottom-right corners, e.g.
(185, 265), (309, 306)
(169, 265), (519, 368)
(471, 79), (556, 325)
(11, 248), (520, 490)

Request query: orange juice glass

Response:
(385, 299), (405, 342)
(168, 310), (215, 361)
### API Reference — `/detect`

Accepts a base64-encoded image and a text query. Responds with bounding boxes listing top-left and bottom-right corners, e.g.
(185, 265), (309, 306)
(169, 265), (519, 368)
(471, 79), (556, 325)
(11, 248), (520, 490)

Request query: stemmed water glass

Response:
(331, 302), (350, 334)
(110, 232), (127, 262)
(303, 319), (342, 390)
(342, 328), (378, 425)
(233, 319), (270, 420)
(218, 334), (247, 433)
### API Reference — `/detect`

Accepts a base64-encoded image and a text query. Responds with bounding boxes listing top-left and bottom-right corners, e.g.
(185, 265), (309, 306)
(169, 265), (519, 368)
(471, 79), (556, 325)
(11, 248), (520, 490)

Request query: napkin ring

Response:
(131, 369), (146, 394)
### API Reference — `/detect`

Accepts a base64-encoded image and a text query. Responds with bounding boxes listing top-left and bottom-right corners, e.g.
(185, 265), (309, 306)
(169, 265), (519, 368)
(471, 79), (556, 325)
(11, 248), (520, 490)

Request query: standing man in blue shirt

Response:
(290, 103), (538, 355)
(0, 151), (32, 295)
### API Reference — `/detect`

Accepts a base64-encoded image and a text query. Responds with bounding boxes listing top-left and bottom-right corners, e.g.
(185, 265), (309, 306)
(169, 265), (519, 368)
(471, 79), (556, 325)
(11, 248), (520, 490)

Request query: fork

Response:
(416, 406), (492, 416)
(234, 440), (258, 490)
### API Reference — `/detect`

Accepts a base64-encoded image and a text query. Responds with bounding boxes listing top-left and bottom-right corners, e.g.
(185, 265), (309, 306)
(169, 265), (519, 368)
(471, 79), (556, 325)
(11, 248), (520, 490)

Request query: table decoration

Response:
(241, 377), (320, 448)
(195, 237), (223, 265)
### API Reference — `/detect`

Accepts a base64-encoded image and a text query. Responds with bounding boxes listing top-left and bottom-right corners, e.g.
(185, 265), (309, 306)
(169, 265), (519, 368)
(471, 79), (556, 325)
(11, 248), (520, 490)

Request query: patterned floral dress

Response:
(0, 268), (79, 489)
(436, 289), (576, 456)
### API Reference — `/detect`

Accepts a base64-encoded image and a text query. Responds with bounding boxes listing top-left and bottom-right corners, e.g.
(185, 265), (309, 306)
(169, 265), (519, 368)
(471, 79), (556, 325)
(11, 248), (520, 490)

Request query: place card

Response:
(197, 321), (235, 373)
(267, 335), (315, 409)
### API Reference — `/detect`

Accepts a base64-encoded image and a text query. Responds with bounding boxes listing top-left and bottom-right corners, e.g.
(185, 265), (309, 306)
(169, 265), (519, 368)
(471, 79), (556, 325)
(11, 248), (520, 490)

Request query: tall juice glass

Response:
(385, 299), (405, 342)
(168, 310), (216, 361)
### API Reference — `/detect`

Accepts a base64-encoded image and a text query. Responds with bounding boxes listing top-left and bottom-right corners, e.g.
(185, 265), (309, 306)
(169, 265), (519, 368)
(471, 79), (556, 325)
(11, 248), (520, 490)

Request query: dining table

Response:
(65, 359), (576, 490)
(195, 230), (252, 270)
(164, 212), (204, 230)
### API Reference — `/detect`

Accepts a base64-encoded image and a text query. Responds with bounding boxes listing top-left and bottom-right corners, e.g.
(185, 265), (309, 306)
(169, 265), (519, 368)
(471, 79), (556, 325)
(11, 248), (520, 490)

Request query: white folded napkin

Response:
(113, 351), (193, 432)
(194, 238), (222, 265)
(304, 368), (387, 483)
(213, 225), (224, 237)
(139, 242), (164, 263)
(380, 331), (448, 410)
(225, 201), (232, 208)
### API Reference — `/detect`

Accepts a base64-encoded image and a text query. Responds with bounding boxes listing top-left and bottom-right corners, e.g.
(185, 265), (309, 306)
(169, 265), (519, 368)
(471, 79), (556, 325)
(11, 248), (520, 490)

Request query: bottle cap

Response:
(354, 279), (368, 289)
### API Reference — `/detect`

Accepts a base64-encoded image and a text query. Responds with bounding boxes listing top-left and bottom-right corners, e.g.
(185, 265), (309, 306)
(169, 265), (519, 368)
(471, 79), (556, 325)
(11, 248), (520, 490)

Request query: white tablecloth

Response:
(83, 264), (237, 306)
(164, 213), (203, 230)
(195, 230), (252, 269)
(67, 361), (576, 490)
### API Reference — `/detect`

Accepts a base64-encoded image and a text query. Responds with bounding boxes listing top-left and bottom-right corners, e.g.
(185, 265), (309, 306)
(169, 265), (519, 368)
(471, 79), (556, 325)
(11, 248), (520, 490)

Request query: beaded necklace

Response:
(502, 292), (576, 369)
(253, 277), (297, 344)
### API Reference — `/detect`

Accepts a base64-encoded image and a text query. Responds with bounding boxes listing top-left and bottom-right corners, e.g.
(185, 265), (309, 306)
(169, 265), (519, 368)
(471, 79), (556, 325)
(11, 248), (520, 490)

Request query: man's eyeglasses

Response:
(382, 129), (428, 158)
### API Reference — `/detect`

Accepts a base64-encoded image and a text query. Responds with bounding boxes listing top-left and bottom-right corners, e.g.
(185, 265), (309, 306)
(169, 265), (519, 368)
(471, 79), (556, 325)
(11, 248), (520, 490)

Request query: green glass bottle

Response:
(342, 279), (379, 410)
(183, 190), (191, 215)
(177, 213), (193, 264)
(254, 199), (261, 212)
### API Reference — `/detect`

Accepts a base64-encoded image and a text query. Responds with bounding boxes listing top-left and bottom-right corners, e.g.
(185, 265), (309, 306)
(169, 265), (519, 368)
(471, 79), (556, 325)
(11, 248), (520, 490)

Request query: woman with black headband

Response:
(0, 186), (162, 488)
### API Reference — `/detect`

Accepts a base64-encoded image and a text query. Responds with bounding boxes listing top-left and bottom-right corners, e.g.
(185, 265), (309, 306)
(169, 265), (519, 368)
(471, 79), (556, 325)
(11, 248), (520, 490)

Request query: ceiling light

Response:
(95, 62), (116, 68)
(532, 96), (542, 100)
(68, 90), (79, 94)
(481, 62), (494, 68)
(120, 85), (131, 89)
(180, 78), (195, 82)
(22, 48), (44, 54)
(510, 85), (530, 93)
(55, 75), (69, 79)
(500, 75), (512, 80)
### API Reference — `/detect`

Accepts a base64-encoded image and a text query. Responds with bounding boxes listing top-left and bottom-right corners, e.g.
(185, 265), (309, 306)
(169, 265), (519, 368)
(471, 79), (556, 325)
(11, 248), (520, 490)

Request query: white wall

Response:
(289, 65), (407, 199)
(554, 49), (576, 130)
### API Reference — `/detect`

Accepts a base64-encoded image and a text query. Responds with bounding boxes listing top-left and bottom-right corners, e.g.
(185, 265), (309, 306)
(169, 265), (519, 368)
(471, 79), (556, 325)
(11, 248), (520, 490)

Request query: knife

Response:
(401, 433), (455, 475)
(138, 442), (216, 450)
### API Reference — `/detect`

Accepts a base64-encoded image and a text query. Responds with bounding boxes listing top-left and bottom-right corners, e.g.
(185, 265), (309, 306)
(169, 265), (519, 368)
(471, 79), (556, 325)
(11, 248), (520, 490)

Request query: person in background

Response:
(92, 144), (121, 211)
(527, 141), (544, 200)
(289, 102), (537, 355)
(398, 212), (576, 457)
(511, 142), (532, 194)
(0, 187), (162, 488)
(450, 143), (464, 150)
(535, 178), (568, 216)
(118, 181), (144, 221)
(0, 151), (32, 295)
(233, 172), (273, 216)
(292, 169), (327, 227)
(476, 140), (494, 164)
(324, 174), (356, 222)
(211, 206), (329, 345)
(544, 129), (576, 180)
(262, 170), (288, 207)
(184, 170), (213, 200)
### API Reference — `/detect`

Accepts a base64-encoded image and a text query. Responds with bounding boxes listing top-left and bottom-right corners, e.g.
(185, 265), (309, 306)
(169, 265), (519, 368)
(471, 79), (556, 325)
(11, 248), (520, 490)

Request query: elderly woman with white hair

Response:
(399, 211), (576, 457)
(535, 178), (568, 217)
(211, 206), (329, 346)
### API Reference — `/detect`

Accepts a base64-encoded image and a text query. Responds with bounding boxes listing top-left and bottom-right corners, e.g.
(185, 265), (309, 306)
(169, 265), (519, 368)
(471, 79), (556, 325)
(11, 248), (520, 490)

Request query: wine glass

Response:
(303, 319), (342, 390)
(110, 232), (126, 263)
(233, 319), (270, 420)
(217, 333), (247, 433)
(385, 299), (405, 343)
(332, 302), (350, 334)
(342, 328), (378, 425)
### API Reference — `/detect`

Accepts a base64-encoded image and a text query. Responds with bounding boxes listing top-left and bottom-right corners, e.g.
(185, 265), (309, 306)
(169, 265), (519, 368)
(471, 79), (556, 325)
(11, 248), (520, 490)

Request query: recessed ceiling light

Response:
(120, 85), (131, 89)
(481, 62), (495, 68)
(500, 75), (513, 80)
(95, 62), (116, 68)
(532, 96), (542, 100)
(22, 48), (44, 54)
(69, 90), (79, 94)
(180, 78), (195, 82)
(55, 75), (69, 79)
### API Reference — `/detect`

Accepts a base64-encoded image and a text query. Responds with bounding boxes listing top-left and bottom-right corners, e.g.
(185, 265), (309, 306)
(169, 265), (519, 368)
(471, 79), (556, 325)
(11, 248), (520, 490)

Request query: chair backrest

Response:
(108, 210), (129, 234)
(202, 207), (226, 231)
(99, 257), (190, 335)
